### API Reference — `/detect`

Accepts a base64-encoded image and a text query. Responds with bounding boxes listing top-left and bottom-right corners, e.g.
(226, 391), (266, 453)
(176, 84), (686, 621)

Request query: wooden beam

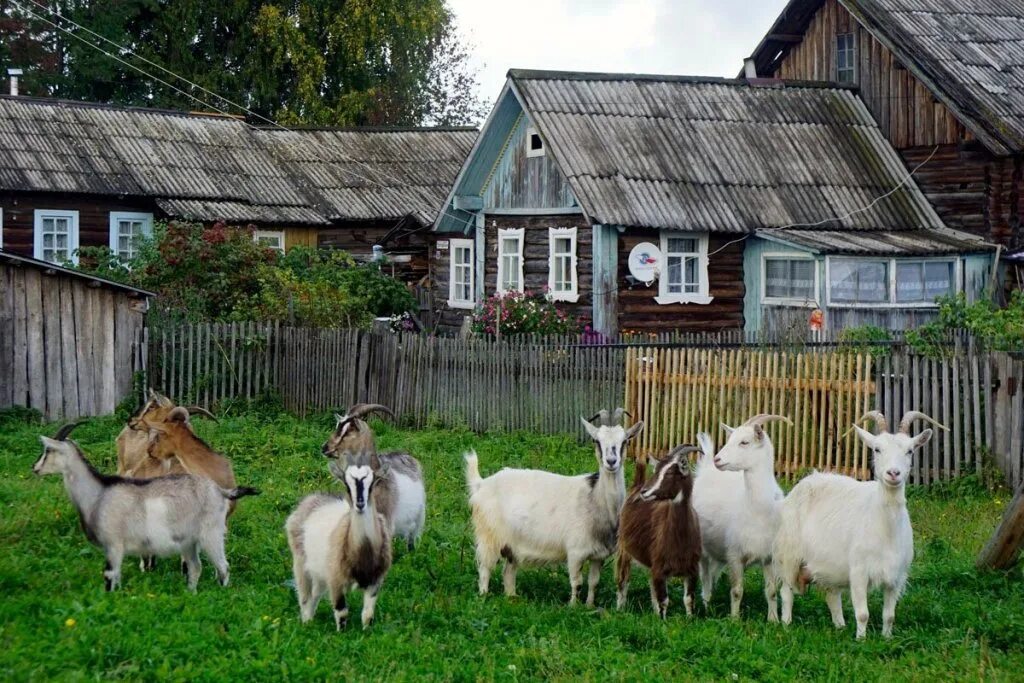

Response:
(977, 485), (1024, 570)
(769, 33), (804, 43)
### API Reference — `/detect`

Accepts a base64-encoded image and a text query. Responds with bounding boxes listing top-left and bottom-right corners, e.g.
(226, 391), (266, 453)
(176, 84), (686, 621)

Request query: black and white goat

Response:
(33, 424), (259, 592)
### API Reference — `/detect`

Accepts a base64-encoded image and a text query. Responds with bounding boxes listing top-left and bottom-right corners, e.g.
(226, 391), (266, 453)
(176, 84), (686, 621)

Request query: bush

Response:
(72, 223), (414, 327)
(471, 290), (581, 337)
(838, 325), (892, 356)
(907, 292), (1024, 356)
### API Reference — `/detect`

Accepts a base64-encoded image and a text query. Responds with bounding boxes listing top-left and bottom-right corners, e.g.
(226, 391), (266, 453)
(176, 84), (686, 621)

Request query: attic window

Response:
(526, 127), (545, 157)
(837, 33), (856, 83)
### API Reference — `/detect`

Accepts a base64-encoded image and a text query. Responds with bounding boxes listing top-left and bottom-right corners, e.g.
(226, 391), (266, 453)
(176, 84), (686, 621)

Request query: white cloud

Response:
(448, 0), (789, 104)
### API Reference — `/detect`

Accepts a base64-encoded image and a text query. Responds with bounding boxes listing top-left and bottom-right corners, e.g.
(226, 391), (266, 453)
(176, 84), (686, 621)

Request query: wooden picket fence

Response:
(146, 323), (1024, 487)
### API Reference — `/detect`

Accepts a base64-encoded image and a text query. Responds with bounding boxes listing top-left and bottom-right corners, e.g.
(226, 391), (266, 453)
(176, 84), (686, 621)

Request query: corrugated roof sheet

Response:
(750, 0), (1024, 155)
(0, 249), (155, 296)
(508, 70), (944, 233)
(0, 96), (476, 225)
(764, 227), (996, 255)
(256, 128), (476, 224)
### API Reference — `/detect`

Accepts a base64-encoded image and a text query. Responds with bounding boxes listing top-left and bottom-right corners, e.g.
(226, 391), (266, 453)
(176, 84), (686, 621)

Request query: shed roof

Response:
(0, 96), (476, 226)
(761, 227), (996, 255)
(506, 69), (944, 233)
(0, 249), (155, 296)
(749, 0), (1024, 156)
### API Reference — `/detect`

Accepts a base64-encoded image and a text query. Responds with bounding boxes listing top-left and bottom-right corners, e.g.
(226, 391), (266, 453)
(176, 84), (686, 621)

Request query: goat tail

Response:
(221, 486), (262, 501)
(464, 450), (483, 495)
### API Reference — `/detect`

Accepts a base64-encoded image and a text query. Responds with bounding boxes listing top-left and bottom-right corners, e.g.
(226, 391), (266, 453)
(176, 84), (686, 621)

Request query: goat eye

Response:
(739, 441), (749, 446)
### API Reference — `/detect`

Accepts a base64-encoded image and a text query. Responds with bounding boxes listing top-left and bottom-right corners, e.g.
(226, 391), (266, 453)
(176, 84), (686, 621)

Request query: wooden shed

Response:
(0, 251), (152, 420)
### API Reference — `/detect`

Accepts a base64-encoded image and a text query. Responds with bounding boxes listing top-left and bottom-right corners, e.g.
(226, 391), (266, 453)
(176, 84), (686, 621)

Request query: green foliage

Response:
(472, 291), (582, 337)
(1, 1), (486, 126)
(838, 325), (892, 356)
(2, 413), (1024, 679)
(907, 292), (1024, 356)
(72, 223), (412, 327)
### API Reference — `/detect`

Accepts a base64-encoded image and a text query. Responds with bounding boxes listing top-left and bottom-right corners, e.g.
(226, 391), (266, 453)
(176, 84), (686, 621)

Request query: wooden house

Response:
(431, 69), (995, 336)
(0, 251), (152, 420)
(0, 96), (475, 283)
(747, 0), (1024, 248)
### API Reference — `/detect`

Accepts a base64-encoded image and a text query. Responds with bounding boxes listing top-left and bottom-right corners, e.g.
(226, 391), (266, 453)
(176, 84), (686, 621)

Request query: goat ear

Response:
(580, 416), (600, 440)
(913, 428), (933, 450)
(327, 459), (346, 481)
(624, 420), (644, 441)
(167, 406), (190, 423)
(852, 425), (877, 449)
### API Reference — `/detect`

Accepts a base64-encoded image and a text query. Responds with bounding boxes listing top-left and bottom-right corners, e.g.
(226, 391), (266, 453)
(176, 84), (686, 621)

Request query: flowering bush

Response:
(389, 311), (418, 333)
(471, 290), (581, 337)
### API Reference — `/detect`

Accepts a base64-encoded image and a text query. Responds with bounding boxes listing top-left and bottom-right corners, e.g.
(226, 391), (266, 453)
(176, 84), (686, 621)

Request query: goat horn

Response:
(346, 403), (396, 421)
(186, 406), (218, 422)
(855, 410), (890, 434)
(898, 411), (949, 434)
(53, 421), (84, 441)
(667, 445), (700, 459)
(587, 409), (610, 425)
(740, 414), (793, 428)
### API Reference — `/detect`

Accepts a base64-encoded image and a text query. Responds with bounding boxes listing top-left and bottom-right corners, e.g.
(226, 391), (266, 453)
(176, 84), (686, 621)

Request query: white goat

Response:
(691, 414), (790, 620)
(286, 452), (393, 630)
(775, 411), (940, 639)
(465, 414), (644, 605)
(33, 426), (259, 592)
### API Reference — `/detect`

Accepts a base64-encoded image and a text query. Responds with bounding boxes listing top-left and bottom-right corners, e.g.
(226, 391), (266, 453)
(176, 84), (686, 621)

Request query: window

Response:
(656, 231), (712, 305)
(526, 127), (545, 158)
(109, 212), (153, 261)
(763, 255), (817, 305)
(448, 238), (475, 309)
(254, 230), (285, 253)
(547, 227), (578, 302)
(496, 228), (524, 294)
(837, 33), (856, 83)
(828, 257), (958, 306)
(33, 210), (79, 264)
(895, 260), (955, 303)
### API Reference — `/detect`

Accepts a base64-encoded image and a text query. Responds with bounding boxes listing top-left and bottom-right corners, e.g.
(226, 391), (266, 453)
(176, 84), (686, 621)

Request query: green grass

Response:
(2, 411), (1023, 681)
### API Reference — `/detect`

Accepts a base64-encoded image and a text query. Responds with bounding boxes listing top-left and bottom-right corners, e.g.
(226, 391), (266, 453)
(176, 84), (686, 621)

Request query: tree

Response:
(0, 0), (485, 125)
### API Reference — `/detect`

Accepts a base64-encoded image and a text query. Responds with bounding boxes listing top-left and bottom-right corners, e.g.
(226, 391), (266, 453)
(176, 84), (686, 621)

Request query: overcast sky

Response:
(448, 0), (790, 104)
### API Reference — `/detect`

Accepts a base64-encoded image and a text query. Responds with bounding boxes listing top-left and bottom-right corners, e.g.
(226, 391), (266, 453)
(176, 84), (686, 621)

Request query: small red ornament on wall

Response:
(809, 308), (824, 332)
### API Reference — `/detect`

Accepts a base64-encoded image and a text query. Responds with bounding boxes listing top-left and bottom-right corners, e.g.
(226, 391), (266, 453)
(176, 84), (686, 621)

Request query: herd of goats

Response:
(30, 391), (944, 639)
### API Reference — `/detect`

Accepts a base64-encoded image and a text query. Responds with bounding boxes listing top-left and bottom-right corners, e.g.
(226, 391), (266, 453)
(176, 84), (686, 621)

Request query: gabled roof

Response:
(0, 96), (476, 226)
(0, 249), (154, 297)
(496, 69), (943, 233)
(749, 0), (1024, 156)
(256, 128), (476, 225)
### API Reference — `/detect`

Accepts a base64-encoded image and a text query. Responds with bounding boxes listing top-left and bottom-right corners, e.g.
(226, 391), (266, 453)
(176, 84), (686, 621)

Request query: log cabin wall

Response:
(318, 220), (430, 283)
(616, 231), (745, 332)
(771, 0), (1022, 246)
(0, 258), (148, 420)
(482, 214), (593, 322)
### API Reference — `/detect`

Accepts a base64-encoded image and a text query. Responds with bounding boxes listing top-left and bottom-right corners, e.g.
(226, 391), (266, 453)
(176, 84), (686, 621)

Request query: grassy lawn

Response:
(2, 410), (1023, 681)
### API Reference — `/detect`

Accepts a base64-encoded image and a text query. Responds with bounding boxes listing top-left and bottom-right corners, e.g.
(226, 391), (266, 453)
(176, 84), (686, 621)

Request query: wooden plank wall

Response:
(0, 262), (146, 420)
(773, 0), (969, 149)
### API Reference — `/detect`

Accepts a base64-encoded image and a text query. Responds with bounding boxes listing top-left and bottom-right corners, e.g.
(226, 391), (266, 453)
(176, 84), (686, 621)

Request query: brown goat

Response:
(116, 389), (215, 476)
(615, 445), (702, 618)
(139, 407), (238, 515)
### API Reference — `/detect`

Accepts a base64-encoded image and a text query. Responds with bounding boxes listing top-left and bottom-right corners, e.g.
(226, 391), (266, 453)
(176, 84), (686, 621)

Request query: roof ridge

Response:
(508, 68), (858, 91)
(0, 94), (244, 121)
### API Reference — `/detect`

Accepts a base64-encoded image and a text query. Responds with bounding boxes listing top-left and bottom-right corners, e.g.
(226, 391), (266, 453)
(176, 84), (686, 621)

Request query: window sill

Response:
(655, 294), (714, 305)
(447, 299), (476, 310)
(762, 298), (819, 308)
(549, 292), (580, 303)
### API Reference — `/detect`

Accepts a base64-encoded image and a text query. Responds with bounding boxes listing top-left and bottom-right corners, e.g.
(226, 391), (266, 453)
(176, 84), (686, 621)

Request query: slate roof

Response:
(762, 226), (997, 255)
(749, 0), (1024, 156)
(0, 96), (476, 226)
(506, 69), (945, 233)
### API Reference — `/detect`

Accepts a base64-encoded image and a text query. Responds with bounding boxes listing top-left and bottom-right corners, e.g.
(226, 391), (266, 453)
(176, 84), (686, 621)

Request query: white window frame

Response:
(837, 32), (857, 83)
(655, 231), (712, 305)
(825, 256), (961, 308)
(496, 227), (525, 295)
(761, 252), (820, 307)
(254, 229), (286, 253)
(526, 127), (545, 158)
(109, 211), (154, 261)
(447, 238), (476, 309)
(33, 209), (80, 264)
(547, 227), (579, 303)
